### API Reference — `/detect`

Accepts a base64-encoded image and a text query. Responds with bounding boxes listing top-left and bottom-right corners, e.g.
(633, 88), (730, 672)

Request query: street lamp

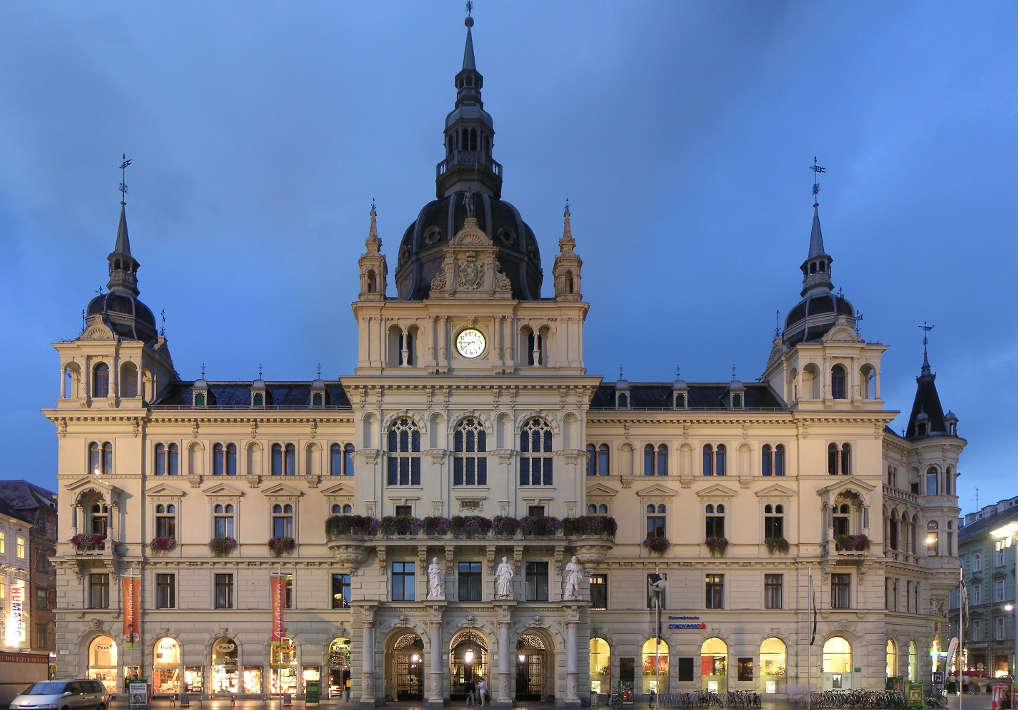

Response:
(990, 522), (1018, 682)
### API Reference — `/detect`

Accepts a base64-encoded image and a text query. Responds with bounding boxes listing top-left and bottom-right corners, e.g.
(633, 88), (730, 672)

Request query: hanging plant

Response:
(422, 516), (451, 536)
(705, 537), (729, 557)
(149, 537), (177, 552)
(70, 533), (106, 551)
(268, 536), (296, 556)
(765, 537), (790, 554)
(492, 516), (521, 537)
(208, 537), (237, 556)
(643, 536), (670, 554)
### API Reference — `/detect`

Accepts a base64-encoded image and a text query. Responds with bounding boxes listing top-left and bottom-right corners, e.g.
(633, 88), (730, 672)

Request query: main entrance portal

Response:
(385, 631), (424, 702)
(450, 630), (489, 701)
(515, 631), (552, 702)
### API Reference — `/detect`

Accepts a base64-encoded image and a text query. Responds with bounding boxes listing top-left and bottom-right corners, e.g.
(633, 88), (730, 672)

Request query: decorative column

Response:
(360, 605), (377, 707)
(427, 603), (446, 706)
(565, 604), (580, 705)
(494, 602), (514, 707)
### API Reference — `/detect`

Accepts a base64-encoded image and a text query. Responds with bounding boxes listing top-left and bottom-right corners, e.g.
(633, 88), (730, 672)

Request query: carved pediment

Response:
(817, 477), (876, 498)
(147, 483), (186, 498)
(81, 323), (116, 341)
(202, 483), (245, 497)
(585, 483), (618, 498)
(755, 484), (797, 498)
(261, 483), (304, 498)
(428, 217), (513, 299)
(320, 482), (351, 497)
(695, 483), (738, 498)
(822, 318), (862, 343)
(635, 483), (678, 497)
(65, 475), (120, 497)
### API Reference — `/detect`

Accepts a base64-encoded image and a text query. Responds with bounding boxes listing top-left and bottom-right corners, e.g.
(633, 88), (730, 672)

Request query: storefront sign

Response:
(271, 575), (286, 647)
(122, 574), (141, 648)
(7, 581), (24, 645)
(668, 615), (707, 630)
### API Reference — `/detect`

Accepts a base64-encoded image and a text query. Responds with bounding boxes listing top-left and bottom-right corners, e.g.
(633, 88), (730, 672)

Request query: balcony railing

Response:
(436, 152), (502, 178)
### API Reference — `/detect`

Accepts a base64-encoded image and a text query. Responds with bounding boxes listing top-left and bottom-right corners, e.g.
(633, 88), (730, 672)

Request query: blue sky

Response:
(1, 1), (1015, 514)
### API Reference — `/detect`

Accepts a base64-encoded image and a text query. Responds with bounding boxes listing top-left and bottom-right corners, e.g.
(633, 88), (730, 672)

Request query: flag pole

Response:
(807, 567), (812, 702)
(958, 565), (964, 710)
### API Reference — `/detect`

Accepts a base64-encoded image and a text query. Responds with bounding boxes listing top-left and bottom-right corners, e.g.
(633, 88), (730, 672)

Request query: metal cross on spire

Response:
(918, 321), (934, 373)
(119, 153), (133, 205)
(370, 197), (376, 213)
(810, 155), (825, 207)
(731, 364), (737, 381)
(160, 309), (166, 336)
(465, 0), (473, 18)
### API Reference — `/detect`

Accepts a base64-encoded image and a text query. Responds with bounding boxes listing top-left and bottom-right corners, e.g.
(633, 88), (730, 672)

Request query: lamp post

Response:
(990, 522), (1018, 685)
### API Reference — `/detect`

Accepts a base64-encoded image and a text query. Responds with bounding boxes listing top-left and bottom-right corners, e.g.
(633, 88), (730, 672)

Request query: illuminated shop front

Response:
(759, 638), (786, 694)
(211, 637), (239, 694)
(88, 636), (118, 693)
(642, 638), (668, 694)
(269, 637), (299, 694)
(243, 666), (263, 695)
(822, 637), (853, 689)
(700, 638), (727, 693)
(153, 637), (181, 694)
(327, 638), (351, 698)
(589, 638), (610, 695)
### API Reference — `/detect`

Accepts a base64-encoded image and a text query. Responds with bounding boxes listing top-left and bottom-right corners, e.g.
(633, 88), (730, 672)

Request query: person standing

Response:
(477, 678), (488, 706)
(342, 667), (351, 702)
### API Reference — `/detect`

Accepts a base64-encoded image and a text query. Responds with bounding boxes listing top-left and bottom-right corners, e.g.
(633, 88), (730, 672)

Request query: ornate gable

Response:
(147, 483), (186, 498)
(320, 482), (352, 497)
(754, 484), (796, 499)
(586, 483), (618, 498)
(261, 483), (304, 499)
(427, 215), (513, 299)
(202, 483), (245, 497)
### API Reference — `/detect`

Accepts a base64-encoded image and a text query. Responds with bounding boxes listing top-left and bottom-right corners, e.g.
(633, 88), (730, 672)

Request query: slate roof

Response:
(589, 382), (785, 410)
(0, 481), (56, 512)
(905, 371), (947, 439)
(154, 382), (351, 409)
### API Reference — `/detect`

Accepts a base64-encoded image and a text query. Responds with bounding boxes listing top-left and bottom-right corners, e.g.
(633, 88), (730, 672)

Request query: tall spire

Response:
(436, 6), (502, 199)
(799, 156), (833, 297)
(107, 153), (140, 296)
(919, 321), (934, 375)
(905, 322), (948, 439)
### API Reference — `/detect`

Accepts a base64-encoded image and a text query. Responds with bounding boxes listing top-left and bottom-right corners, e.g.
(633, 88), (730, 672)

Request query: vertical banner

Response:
(122, 573), (141, 648)
(8, 580), (24, 646)
(270, 574), (286, 648)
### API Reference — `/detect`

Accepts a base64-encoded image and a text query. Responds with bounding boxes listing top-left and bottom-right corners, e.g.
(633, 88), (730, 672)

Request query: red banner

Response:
(271, 574), (286, 644)
(122, 574), (141, 648)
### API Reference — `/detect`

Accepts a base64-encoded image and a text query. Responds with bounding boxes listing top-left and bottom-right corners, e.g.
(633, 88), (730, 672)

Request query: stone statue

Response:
(427, 557), (445, 600)
(463, 190), (475, 219)
(563, 555), (583, 601)
(495, 556), (514, 599)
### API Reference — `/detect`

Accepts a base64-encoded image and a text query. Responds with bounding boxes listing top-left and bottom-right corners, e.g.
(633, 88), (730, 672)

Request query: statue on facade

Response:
(495, 556), (514, 599)
(563, 555), (583, 601)
(427, 557), (445, 600)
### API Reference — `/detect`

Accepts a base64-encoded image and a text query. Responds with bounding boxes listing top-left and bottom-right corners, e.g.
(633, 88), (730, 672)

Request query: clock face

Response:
(456, 328), (486, 358)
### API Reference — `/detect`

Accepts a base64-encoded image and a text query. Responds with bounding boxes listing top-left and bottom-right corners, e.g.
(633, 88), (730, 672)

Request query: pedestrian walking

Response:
(343, 668), (351, 702)
(466, 679), (475, 706)
(478, 678), (488, 706)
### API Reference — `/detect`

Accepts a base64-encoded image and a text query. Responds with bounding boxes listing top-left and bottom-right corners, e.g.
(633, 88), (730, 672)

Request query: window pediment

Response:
(755, 484), (796, 499)
(586, 483), (618, 497)
(320, 482), (349, 497)
(261, 483), (304, 499)
(203, 483), (245, 497)
(146, 483), (186, 498)
(635, 483), (678, 498)
(695, 483), (737, 498)
(817, 477), (875, 503)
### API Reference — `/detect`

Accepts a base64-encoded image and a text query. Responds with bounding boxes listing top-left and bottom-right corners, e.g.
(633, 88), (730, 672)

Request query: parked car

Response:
(9, 680), (110, 710)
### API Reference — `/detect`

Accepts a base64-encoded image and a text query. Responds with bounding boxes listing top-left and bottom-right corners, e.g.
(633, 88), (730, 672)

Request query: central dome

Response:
(395, 191), (542, 300)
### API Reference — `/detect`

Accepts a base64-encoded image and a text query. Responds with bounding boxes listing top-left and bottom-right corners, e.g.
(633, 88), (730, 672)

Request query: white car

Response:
(10, 680), (110, 710)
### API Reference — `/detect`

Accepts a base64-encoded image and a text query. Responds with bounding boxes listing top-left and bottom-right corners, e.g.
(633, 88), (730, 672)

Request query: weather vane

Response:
(200, 362), (207, 379)
(466, 1), (472, 17)
(370, 197), (376, 213)
(918, 321), (934, 367)
(564, 197), (570, 214)
(160, 309), (166, 336)
(810, 155), (825, 206)
(618, 364), (624, 380)
(731, 364), (737, 381)
(774, 308), (780, 337)
(257, 363), (263, 380)
(119, 153), (133, 205)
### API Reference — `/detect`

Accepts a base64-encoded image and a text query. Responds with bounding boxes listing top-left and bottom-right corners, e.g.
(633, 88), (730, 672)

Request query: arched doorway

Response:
(327, 638), (351, 698)
(450, 629), (489, 701)
(270, 637), (299, 695)
(88, 635), (118, 693)
(886, 640), (898, 679)
(153, 637), (182, 695)
(516, 630), (553, 702)
(759, 638), (786, 694)
(589, 638), (611, 695)
(701, 638), (728, 692)
(642, 638), (668, 694)
(822, 637), (852, 689)
(907, 641), (918, 681)
(211, 637), (240, 694)
(385, 631), (424, 702)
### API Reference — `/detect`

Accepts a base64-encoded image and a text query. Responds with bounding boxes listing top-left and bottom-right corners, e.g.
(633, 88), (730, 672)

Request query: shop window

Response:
(641, 638), (668, 694)
(590, 638), (611, 694)
(822, 637), (852, 673)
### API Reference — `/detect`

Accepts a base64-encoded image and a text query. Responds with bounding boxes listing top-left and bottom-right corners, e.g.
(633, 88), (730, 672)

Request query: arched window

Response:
(272, 444), (296, 476)
(214, 504), (234, 538)
(822, 637), (852, 673)
(828, 444), (838, 475)
(213, 444), (225, 475)
(705, 504), (725, 539)
(657, 445), (668, 476)
(598, 504), (608, 514)
(774, 444), (785, 476)
(641, 637), (668, 694)
(644, 445), (655, 476)
(599, 444), (610, 476)
(590, 638), (610, 694)
(331, 444), (343, 476)
(944, 466), (952, 495)
(285, 444), (296, 475)
(587, 445), (597, 477)
(926, 466), (939, 496)
(344, 444), (355, 475)
(91, 442), (113, 474)
(715, 445), (726, 476)
(64, 367), (74, 398)
(226, 444), (237, 475)
(453, 418), (487, 486)
(617, 392), (628, 408)
(367, 271), (377, 293)
(272, 504), (294, 538)
(841, 444), (851, 475)
(93, 363), (110, 398)
(702, 445), (713, 476)
(587, 504), (596, 514)
(831, 364), (847, 399)
(155, 444), (166, 476)
(272, 444), (283, 476)
(760, 638), (787, 693)
(886, 639), (897, 678)
(646, 504), (666, 538)
(907, 641), (918, 681)
(762, 445), (772, 476)
(155, 504), (176, 539)
(519, 418), (553, 486)
(167, 444), (178, 475)
(387, 418), (421, 486)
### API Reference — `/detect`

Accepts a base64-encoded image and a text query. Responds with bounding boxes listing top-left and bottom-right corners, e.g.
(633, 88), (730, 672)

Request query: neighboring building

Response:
(0, 496), (33, 653)
(950, 497), (1018, 677)
(0, 481), (58, 664)
(44, 12), (965, 702)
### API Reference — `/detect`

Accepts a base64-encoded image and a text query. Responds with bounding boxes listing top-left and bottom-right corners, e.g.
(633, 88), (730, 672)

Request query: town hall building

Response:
(45, 12), (964, 705)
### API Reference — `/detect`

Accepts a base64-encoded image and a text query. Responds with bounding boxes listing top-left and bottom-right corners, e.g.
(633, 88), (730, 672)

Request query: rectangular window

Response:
(393, 562), (415, 602)
(332, 574), (351, 609)
(831, 573), (851, 609)
(678, 658), (694, 682)
(705, 574), (724, 609)
(996, 578), (1006, 602)
(705, 514), (724, 539)
(738, 657), (754, 682)
(590, 574), (608, 610)
(458, 562), (482, 602)
(35, 623), (47, 650)
(214, 573), (234, 609)
(527, 505), (545, 518)
(88, 573), (110, 609)
(764, 574), (782, 610)
(285, 576), (294, 609)
(36, 587), (48, 610)
(971, 582), (981, 605)
(395, 505), (412, 518)
(926, 472), (938, 496)
(156, 515), (176, 539)
(526, 561), (548, 601)
(156, 573), (176, 609)
(36, 553), (48, 573)
(647, 509), (666, 538)
(996, 616), (1006, 641)
(16, 537), (25, 559)
(997, 548), (1006, 567)
(0, 531), (6, 553)
(647, 573), (667, 610)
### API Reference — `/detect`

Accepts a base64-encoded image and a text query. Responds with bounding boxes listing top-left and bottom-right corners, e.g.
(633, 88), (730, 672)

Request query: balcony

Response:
(436, 152), (502, 179)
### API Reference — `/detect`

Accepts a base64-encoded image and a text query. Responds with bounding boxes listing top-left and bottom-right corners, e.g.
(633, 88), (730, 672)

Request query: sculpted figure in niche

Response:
(427, 557), (445, 600)
(495, 556), (514, 599)
(563, 555), (583, 600)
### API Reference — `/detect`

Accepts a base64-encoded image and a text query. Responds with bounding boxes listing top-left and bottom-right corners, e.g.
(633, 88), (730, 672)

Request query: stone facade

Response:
(44, 12), (965, 705)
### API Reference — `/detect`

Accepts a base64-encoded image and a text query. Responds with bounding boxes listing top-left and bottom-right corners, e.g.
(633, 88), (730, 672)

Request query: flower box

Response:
(706, 537), (729, 557)
(642, 536), (670, 554)
(450, 515), (493, 538)
(562, 516), (617, 538)
(269, 536), (296, 556)
(765, 537), (789, 554)
(492, 516), (521, 537)
(149, 537), (177, 552)
(422, 516), (451, 536)
(325, 515), (378, 538)
(70, 533), (106, 552)
(379, 516), (422, 536)
(208, 536), (237, 557)
(520, 516), (562, 537)
(835, 534), (869, 552)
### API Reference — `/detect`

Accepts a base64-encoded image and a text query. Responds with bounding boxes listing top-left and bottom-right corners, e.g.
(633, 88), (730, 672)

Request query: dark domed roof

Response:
(395, 191), (542, 300)
(783, 292), (855, 345)
(86, 290), (158, 342)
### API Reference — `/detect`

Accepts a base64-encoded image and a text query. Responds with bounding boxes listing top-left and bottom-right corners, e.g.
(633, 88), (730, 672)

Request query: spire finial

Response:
(82, 308), (86, 331)
(918, 321), (934, 374)
(200, 362), (206, 380)
(775, 308), (780, 337)
(160, 309), (166, 336)
(119, 153), (132, 206)
(731, 364), (737, 382)
(316, 362), (322, 379)
(257, 363), (263, 380)
(618, 364), (624, 381)
(810, 155), (825, 208)
(370, 196), (376, 214)
(564, 197), (570, 217)
(675, 364), (681, 378)
(465, 0), (473, 25)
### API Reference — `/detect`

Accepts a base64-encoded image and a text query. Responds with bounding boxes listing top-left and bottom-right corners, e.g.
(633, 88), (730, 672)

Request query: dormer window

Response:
(731, 393), (742, 408)
(193, 391), (206, 407)
(674, 392), (686, 409)
(312, 392), (324, 408)
(617, 393), (629, 409)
